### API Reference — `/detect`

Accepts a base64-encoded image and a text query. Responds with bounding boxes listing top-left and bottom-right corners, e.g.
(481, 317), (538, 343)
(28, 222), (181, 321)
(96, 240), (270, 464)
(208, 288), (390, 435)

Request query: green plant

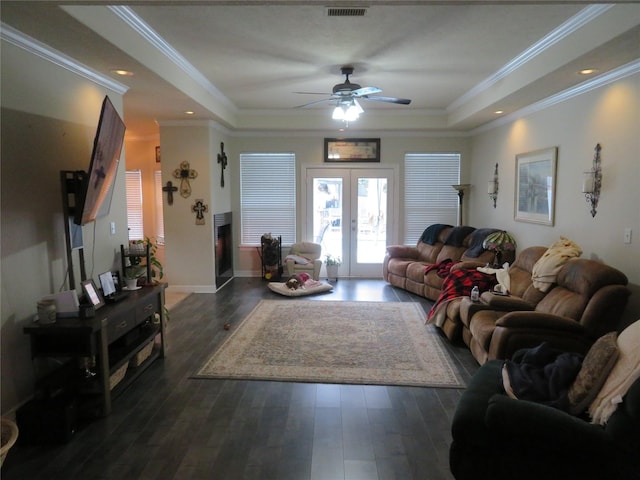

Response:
(145, 236), (164, 282)
(324, 254), (342, 266)
(124, 265), (146, 280)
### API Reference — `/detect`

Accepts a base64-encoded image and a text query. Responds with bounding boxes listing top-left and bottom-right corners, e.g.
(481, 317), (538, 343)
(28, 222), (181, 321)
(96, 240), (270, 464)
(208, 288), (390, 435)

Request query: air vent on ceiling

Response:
(326, 7), (368, 17)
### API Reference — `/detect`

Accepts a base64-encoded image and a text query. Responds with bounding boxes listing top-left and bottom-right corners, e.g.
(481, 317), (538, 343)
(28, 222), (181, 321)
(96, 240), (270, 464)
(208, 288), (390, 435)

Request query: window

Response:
(240, 153), (296, 245)
(404, 153), (460, 244)
(125, 170), (144, 241)
(154, 171), (165, 245)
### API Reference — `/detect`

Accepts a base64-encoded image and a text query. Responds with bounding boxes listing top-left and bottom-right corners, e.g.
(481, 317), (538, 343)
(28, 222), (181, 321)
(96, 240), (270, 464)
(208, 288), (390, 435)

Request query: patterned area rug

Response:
(194, 300), (465, 388)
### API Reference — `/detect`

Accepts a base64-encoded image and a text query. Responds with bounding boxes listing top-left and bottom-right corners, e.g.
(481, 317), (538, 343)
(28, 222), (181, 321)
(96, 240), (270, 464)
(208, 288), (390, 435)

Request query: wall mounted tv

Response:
(74, 95), (126, 226)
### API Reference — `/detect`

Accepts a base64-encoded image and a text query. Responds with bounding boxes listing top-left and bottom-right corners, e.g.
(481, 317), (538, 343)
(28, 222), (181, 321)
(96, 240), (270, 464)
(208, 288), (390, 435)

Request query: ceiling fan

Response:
(294, 66), (412, 110)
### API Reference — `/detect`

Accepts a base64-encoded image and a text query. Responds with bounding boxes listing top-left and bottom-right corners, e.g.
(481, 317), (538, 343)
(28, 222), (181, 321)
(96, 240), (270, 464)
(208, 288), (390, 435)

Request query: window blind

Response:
(404, 153), (460, 244)
(154, 170), (165, 245)
(240, 153), (296, 246)
(125, 170), (144, 241)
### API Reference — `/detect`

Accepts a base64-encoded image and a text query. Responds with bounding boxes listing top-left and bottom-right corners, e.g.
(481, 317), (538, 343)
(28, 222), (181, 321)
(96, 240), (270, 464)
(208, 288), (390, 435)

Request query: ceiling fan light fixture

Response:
(344, 103), (361, 122)
(332, 99), (363, 122)
(332, 106), (345, 120)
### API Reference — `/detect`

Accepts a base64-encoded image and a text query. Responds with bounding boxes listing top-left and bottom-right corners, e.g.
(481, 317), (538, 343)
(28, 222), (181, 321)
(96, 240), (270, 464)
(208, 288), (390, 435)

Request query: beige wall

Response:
(1, 42), (129, 413)
(157, 122), (230, 292)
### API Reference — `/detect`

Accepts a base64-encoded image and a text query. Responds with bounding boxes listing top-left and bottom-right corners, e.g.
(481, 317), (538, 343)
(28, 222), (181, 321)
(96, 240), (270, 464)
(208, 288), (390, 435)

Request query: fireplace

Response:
(214, 212), (233, 290)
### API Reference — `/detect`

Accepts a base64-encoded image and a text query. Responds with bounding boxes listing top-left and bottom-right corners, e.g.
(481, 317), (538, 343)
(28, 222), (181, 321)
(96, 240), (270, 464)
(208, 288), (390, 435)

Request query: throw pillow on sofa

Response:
(567, 331), (619, 415)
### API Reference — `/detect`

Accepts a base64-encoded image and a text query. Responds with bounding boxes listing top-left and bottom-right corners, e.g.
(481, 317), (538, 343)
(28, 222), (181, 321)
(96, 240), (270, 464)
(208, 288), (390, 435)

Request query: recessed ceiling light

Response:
(184, 111), (195, 115)
(579, 68), (598, 75)
(112, 69), (133, 76)
(494, 110), (504, 115)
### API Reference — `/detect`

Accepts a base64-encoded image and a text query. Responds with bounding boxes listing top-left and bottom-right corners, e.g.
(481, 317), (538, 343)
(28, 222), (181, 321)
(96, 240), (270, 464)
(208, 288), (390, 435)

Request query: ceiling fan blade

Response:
(294, 97), (336, 108)
(293, 91), (334, 95)
(351, 86), (382, 97)
(364, 96), (412, 105)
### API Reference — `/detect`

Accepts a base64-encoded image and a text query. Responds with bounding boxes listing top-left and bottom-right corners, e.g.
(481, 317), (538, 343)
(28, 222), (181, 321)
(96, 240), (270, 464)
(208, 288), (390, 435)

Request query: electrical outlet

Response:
(110, 222), (116, 235)
(623, 228), (632, 244)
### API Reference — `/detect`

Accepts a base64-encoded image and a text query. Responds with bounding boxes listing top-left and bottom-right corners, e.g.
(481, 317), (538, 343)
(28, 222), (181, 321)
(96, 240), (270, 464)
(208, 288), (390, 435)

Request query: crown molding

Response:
(472, 58), (640, 135)
(1, 23), (129, 95)
(109, 5), (236, 112)
(449, 4), (612, 112)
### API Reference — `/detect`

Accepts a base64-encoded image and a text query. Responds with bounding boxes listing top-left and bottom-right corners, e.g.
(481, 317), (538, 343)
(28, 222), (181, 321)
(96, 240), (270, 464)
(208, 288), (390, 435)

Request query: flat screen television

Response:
(74, 95), (126, 225)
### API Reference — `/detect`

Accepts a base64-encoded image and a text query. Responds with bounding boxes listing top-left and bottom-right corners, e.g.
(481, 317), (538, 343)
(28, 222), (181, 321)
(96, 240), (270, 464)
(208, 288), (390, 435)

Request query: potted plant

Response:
(145, 236), (164, 283)
(124, 265), (145, 290)
(324, 254), (341, 280)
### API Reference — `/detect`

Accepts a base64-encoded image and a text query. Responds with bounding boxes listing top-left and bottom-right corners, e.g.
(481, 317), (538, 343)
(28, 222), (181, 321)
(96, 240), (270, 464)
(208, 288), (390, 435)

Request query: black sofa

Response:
(450, 359), (640, 480)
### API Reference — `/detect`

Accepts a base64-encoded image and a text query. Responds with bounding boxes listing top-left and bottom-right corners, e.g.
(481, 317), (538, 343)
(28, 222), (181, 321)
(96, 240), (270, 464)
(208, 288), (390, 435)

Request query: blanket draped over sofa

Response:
(383, 225), (514, 341)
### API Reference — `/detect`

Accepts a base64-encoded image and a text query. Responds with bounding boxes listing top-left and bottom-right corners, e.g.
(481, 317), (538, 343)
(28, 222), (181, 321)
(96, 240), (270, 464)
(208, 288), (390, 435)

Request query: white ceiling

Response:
(2, 1), (639, 138)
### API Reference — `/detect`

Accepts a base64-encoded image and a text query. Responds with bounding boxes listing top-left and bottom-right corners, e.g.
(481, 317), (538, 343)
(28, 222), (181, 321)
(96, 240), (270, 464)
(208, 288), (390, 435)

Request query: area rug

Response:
(194, 300), (465, 388)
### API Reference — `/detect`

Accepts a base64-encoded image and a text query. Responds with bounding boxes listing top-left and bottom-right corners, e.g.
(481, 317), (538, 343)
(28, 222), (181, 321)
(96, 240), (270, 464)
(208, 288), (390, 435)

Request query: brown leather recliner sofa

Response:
(430, 246), (548, 342)
(459, 254), (631, 364)
(383, 224), (514, 302)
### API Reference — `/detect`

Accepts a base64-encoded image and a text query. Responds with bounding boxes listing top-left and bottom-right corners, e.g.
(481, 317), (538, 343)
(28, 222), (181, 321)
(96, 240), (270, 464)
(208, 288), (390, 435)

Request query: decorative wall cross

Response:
(162, 181), (178, 205)
(191, 199), (208, 225)
(173, 161), (198, 198)
(217, 142), (228, 188)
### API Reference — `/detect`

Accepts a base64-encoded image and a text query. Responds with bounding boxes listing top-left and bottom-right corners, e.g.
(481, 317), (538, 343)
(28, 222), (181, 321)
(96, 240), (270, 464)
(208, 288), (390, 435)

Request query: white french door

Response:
(306, 167), (395, 277)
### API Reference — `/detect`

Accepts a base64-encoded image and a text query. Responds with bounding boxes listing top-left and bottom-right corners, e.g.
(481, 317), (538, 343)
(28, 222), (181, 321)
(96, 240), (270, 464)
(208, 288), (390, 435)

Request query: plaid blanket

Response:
(427, 267), (498, 321)
(424, 259), (455, 277)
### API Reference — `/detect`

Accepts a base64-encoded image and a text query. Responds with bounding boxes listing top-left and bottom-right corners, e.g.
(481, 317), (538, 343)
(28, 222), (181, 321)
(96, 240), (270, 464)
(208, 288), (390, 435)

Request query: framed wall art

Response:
(514, 147), (558, 225)
(324, 138), (380, 163)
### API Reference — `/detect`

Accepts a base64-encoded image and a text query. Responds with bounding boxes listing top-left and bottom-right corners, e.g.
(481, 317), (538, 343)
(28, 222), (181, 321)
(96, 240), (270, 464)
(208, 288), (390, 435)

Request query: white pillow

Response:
(284, 254), (311, 265)
(589, 319), (640, 425)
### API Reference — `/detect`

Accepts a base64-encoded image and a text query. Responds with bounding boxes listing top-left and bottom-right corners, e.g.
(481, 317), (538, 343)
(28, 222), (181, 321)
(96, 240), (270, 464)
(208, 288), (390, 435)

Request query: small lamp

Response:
(582, 143), (602, 217)
(488, 163), (499, 208)
(483, 230), (517, 267)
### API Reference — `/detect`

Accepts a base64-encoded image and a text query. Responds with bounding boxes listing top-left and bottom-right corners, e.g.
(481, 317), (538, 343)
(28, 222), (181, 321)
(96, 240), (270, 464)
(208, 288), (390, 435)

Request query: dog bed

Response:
(268, 280), (333, 297)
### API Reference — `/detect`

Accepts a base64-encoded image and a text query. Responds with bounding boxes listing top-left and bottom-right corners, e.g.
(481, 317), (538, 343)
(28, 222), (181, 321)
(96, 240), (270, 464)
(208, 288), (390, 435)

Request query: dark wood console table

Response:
(24, 284), (167, 417)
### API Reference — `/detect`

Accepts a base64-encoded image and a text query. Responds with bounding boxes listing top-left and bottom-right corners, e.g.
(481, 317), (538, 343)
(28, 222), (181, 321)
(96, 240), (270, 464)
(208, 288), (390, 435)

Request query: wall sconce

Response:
(488, 163), (499, 208)
(582, 143), (602, 217)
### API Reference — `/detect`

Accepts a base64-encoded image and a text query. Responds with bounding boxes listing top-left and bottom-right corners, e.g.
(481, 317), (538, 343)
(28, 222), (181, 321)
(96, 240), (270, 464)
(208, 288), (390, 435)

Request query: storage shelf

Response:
(24, 284), (167, 418)
(108, 323), (159, 372)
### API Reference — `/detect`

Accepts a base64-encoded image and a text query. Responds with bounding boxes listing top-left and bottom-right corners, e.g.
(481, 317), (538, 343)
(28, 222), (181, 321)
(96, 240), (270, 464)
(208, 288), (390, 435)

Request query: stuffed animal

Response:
(285, 273), (310, 290)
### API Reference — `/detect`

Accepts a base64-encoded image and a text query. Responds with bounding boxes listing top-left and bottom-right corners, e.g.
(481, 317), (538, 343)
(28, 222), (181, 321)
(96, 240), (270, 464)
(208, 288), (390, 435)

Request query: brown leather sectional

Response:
(383, 225), (513, 301)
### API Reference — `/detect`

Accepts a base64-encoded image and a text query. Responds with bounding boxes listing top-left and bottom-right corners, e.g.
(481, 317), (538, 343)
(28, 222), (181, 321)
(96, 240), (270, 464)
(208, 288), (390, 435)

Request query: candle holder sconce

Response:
(582, 144), (602, 218)
(488, 163), (499, 208)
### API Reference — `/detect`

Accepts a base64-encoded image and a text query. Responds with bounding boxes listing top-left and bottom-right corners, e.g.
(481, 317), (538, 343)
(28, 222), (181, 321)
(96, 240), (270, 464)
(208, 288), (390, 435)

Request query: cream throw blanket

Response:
(531, 237), (582, 292)
(477, 263), (511, 293)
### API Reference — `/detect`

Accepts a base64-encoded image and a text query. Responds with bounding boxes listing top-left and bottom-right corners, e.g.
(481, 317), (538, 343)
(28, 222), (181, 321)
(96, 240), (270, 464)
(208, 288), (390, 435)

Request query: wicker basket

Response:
(1, 418), (19, 467)
(109, 364), (128, 390)
(130, 340), (154, 368)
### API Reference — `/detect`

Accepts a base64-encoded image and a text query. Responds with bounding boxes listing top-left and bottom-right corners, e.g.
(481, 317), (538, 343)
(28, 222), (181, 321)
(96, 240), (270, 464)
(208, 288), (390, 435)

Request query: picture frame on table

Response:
(324, 138), (380, 163)
(81, 279), (105, 310)
(514, 147), (558, 226)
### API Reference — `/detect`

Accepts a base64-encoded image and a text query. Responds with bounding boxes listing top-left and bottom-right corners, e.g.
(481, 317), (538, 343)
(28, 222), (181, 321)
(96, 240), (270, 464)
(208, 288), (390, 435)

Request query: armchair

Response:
(285, 241), (322, 280)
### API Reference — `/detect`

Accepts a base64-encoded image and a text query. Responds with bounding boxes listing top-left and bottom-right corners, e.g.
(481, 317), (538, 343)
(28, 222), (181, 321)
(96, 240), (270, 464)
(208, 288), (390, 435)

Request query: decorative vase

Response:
(326, 264), (339, 280)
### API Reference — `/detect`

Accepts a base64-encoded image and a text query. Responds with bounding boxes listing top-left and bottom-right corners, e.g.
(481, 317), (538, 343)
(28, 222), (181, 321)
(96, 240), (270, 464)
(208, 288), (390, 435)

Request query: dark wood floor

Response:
(4, 278), (480, 480)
